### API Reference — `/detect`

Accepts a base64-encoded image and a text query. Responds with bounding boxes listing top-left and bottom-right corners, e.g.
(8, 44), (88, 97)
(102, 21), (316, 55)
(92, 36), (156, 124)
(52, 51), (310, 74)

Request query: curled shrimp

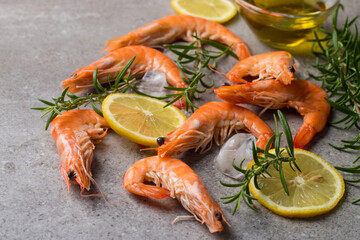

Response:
(157, 102), (273, 158)
(51, 109), (109, 192)
(104, 15), (251, 60)
(62, 46), (186, 94)
(61, 46), (187, 108)
(226, 51), (297, 85)
(123, 156), (230, 233)
(214, 79), (330, 148)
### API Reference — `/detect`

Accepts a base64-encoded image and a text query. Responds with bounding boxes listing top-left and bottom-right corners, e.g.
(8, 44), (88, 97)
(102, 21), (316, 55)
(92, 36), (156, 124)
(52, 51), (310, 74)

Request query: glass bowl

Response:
(235, 0), (340, 49)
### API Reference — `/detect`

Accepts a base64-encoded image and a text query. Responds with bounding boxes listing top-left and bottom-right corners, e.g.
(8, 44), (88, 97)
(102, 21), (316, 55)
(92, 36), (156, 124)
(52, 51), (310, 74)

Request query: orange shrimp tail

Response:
(173, 96), (186, 109)
(293, 124), (317, 149)
(256, 134), (273, 149)
(104, 35), (132, 52)
(234, 43), (252, 61)
(124, 183), (171, 199)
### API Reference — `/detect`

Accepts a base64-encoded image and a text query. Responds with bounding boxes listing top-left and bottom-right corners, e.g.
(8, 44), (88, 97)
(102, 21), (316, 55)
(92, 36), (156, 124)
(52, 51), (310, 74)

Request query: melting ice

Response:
(214, 133), (256, 179)
(136, 70), (172, 97)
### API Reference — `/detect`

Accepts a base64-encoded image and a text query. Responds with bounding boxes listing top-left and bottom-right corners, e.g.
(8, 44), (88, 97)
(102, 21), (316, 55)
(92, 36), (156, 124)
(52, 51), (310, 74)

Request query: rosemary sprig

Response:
(311, 4), (360, 203)
(101, 34), (237, 112)
(311, 4), (360, 136)
(163, 33), (238, 111)
(31, 56), (137, 130)
(220, 110), (299, 214)
(32, 37), (237, 128)
(335, 164), (360, 204)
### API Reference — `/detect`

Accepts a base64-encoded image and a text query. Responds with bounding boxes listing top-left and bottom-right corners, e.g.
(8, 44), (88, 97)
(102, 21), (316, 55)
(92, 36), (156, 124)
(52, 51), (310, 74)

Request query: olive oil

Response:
(247, 0), (326, 14)
(241, 0), (328, 48)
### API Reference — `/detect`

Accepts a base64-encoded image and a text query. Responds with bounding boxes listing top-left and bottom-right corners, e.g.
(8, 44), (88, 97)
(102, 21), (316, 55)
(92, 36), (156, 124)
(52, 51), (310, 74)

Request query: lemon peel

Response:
(171, 0), (237, 23)
(102, 93), (186, 146)
(248, 149), (345, 218)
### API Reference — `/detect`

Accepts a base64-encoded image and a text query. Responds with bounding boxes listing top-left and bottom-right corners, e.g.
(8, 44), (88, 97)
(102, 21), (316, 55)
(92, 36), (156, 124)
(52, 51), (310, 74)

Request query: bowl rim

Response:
(235, 0), (340, 18)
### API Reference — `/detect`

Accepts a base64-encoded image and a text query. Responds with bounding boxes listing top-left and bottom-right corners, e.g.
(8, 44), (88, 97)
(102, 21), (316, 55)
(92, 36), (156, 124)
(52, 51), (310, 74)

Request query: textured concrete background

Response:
(1, 0), (359, 239)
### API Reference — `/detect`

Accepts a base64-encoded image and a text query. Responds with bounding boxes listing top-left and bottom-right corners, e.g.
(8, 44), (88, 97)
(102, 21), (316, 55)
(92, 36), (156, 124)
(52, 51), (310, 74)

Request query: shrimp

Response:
(123, 156), (230, 233)
(214, 79), (330, 148)
(104, 15), (251, 60)
(61, 46), (186, 94)
(226, 51), (297, 85)
(157, 102), (273, 158)
(61, 46), (187, 108)
(51, 109), (109, 192)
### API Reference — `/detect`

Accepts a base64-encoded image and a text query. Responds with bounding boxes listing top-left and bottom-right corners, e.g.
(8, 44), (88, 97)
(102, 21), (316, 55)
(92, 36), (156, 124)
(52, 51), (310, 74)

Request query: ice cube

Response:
(135, 70), (172, 97)
(214, 133), (256, 179)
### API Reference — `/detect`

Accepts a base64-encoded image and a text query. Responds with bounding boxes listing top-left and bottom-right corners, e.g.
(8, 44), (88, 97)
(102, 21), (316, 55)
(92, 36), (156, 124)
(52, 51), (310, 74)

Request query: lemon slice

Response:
(102, 93), (187, 146)
(248, 149), (345, 218)
(171, 0), (238, 23)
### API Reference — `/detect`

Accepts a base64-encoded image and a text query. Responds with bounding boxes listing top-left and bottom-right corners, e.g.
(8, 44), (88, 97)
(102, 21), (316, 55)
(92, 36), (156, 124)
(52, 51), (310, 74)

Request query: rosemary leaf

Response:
(221, 111), (298, 213)
(91, 102), (103, 117)
(45, 111), (57, 130)
(114, 56), (136, 88)
(312, 4), (360, 203)
(38, 98), (55, 106)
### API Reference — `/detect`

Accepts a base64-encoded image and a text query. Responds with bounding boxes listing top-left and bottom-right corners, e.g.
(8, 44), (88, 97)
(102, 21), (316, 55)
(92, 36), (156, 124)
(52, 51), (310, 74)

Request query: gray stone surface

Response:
(1, 0), (359, 239)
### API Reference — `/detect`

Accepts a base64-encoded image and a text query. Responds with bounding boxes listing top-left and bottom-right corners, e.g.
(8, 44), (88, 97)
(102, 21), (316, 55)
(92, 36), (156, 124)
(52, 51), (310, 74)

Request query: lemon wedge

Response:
(102, 93), (187, 146)
(171, 0), (238, 23)
(248, 149), (345, 218)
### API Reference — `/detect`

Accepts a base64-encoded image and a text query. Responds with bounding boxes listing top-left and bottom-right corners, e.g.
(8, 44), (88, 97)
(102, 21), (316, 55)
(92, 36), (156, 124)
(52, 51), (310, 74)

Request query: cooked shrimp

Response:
(157, 102), (273, 158)
(214, 79), (330, 148)
(104, 15), (251, 60)
(51, 109), (109, 192)
(61, 46), (187, 108)
(61, 46), (186, 93)
(123, 156), (230, 233)
(226, 51), (297, 85)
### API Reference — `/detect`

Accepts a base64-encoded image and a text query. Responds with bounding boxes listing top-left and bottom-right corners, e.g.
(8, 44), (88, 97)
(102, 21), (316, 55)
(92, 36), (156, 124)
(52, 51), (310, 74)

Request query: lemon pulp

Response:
(171, 0), (238, 23)
(249, 149), (345, 218)
(102, 93), (187, 146)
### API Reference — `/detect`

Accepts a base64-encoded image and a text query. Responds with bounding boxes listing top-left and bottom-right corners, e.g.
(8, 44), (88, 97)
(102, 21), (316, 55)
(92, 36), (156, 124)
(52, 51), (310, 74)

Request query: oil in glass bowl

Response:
(248, 0), (326, 14)
(236, 0), (339, 48)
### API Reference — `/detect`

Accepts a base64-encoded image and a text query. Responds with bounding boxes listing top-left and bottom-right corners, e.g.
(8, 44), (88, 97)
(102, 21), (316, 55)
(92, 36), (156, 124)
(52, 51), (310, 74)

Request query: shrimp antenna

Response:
(80, 178), (120, 205)
(172, 216), (196, 224)
(209, 64), (248, 85)
(258, 103), (273, 117)
(140, 147), (157, 152)
(208, 64), (226, 76)
(77, 149), (119, 205)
